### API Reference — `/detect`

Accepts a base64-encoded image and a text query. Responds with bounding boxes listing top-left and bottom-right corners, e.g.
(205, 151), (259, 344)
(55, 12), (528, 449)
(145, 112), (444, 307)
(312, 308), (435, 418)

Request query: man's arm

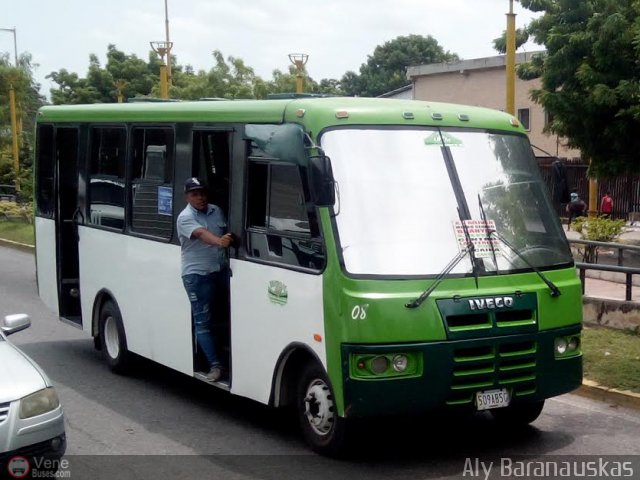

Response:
(192, 228), (233, 247)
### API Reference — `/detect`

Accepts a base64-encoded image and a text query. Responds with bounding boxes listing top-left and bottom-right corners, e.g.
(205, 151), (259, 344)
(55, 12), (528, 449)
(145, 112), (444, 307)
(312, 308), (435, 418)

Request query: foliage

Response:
(518, 0), (640, 176)
(340, 35), (459, 97)
(571, 215), (626, 242)
(492, 28), (530, 54)
(48, 45), (157, 104)
(0, 201), (33, 223)
(48, 46), (344, 103)
(570, 215), (626, 262)
(0, 53), (45, 202)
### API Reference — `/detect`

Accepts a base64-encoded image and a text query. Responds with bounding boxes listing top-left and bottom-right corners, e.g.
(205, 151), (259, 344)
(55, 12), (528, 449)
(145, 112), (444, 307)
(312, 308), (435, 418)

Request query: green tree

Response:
(170, 50), (268, 100)
(47, 45), (344, 104)
(492, 28), (530, 54)
(0, 52), (45, 200)
(341, 34), (459, 97)
(265, 65), (343, 97)
(48, 45), (158, 104)
(518, 0), (640, 176)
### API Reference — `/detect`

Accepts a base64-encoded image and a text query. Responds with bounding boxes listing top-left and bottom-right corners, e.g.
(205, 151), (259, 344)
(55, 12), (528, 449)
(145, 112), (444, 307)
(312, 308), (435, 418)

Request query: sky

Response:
(1, 0), (541, 97)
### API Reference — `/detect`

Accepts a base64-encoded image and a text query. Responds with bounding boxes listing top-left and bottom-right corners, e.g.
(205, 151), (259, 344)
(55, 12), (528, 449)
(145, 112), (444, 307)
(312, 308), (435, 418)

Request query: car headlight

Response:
(19, 387), (60, 419)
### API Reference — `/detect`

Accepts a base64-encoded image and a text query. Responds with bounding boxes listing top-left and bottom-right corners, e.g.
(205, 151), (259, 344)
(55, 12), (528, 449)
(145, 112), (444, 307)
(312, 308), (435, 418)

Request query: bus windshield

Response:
(321, 128), (572, 277)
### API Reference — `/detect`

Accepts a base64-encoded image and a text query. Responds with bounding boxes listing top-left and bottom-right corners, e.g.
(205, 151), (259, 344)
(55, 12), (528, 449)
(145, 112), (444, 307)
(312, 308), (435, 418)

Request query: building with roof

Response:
(404, 52), (581, 161)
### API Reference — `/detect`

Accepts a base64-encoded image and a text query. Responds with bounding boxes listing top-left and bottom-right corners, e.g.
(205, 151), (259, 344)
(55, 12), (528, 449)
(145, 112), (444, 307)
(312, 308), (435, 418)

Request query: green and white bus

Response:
(34, 97), (582, 454)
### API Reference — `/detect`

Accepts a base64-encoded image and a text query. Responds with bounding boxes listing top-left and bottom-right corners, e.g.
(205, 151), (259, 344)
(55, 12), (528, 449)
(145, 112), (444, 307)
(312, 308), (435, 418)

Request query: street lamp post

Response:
(1, 27), (20, 192)
(164, 0), (172, 89)
(288, 53), (308, 94)
(0, 27), (18, 65)
(113, 79), (127, 103)
(150, 41), (172, 99)
(505, 0), (516, 116)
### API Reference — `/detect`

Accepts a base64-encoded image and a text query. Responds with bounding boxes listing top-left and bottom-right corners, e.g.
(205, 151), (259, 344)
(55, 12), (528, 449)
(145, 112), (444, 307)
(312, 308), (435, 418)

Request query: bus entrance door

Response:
(55, 127), (82, 326)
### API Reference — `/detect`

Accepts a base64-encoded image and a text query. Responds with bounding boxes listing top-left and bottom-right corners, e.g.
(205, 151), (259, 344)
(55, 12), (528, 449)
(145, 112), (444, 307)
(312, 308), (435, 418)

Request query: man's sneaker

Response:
(204, 366), (222, 382)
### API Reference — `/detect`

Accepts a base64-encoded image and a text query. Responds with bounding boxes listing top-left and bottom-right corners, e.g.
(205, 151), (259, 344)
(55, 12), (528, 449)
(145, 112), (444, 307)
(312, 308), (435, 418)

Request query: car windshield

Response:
(321, 127), (572, 276)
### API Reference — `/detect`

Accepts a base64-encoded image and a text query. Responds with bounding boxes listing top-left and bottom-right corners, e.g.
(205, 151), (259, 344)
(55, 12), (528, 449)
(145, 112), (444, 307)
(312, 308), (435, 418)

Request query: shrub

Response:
(570, 216), (626, 262)
(571, 216), (626, 242)
(0, 201), (34, 223)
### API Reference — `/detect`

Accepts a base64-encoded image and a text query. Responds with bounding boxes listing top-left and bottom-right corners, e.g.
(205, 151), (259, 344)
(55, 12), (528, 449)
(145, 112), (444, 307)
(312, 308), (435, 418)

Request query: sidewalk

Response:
(583, 277), (640, 301)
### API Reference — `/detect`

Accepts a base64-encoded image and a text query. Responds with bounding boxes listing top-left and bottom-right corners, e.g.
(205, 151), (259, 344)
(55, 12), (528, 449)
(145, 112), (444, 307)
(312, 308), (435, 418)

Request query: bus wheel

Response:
(296, 363), (349, 456)
(99, 300), (132, 374)
(490, 400), (545, 426)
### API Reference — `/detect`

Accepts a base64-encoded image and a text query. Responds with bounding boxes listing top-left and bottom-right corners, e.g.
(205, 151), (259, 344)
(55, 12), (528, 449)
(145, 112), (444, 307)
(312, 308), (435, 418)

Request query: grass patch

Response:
(0, 220), (34, 245)
(582, 325), (640, 393)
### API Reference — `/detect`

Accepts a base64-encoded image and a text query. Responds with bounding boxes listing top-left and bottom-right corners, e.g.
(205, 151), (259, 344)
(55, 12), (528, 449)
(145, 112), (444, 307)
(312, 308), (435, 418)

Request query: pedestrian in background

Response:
(567, 192), (587, 230)
(600, 191), (614, 218)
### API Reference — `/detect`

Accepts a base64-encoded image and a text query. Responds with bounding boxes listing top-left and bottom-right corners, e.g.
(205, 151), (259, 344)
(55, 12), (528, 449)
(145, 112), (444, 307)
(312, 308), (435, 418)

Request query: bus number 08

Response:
(351, 304), (369, 320)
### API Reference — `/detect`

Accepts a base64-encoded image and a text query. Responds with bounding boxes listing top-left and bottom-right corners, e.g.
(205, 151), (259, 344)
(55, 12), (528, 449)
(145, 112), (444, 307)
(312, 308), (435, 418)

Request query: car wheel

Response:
(99, 300), (132, 374)
(296, 362), (350, 456)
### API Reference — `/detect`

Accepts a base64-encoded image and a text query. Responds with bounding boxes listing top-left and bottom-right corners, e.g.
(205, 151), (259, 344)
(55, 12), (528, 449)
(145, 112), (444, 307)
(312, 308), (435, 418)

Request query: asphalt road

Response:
(2, 245), (640, 479)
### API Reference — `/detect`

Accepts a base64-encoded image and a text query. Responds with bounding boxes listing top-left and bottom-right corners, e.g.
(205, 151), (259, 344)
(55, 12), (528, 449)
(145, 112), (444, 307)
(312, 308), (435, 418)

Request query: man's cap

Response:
(570, 192), (578, 200)
(184, 177), (207, 193)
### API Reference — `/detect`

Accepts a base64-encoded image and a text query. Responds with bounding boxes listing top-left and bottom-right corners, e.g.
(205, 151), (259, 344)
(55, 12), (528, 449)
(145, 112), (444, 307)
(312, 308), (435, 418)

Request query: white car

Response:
(0, 314), (66, 466)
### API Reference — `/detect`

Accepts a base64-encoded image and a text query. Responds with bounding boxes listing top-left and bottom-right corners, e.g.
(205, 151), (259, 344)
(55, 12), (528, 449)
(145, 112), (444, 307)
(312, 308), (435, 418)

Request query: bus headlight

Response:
(350, 352), (422, 379)
(554, 338), (568, 355)
(392, 354), (408, 372)
(568, 336), (580, 351)
(19, 387), (60, 419)
(554, 334), (582, 359)
(370, 356), (389, 374)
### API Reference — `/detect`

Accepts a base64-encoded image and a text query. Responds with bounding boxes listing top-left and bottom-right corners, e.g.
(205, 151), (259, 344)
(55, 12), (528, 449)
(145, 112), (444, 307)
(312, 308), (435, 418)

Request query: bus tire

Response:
(99, 300), (132, 374)
(490, 400), (545, 426)
(296, 362), (349, 456)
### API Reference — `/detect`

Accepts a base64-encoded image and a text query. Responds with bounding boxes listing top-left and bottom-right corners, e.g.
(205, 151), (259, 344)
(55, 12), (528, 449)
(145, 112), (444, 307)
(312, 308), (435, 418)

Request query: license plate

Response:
(476, 388), (511, 410)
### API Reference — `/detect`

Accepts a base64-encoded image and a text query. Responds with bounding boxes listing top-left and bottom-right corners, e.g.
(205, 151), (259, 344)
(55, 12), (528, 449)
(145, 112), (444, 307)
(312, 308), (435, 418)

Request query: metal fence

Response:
(570, 238), (640, 301)
(538, 158), (640, 220)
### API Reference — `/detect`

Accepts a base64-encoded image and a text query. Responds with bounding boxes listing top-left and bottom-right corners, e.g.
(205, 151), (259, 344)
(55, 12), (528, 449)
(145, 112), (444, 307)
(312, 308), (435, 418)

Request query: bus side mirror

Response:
(308, 155), (336, 207)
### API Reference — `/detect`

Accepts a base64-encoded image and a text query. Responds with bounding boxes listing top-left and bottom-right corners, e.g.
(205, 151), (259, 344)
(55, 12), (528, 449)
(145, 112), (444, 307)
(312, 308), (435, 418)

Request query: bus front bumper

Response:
(341, 326), (582, 418)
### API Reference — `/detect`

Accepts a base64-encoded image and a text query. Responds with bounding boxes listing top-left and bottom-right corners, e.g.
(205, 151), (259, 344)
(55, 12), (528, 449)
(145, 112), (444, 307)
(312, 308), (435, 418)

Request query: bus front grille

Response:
(446, 340), (538, 406)
(437, 293), (538, 340)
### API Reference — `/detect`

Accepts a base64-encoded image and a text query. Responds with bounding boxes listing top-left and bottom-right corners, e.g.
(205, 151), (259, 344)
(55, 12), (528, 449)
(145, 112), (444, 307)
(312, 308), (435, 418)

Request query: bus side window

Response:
(130, 127), (174, 240)
(87, 127), (126, 230)
(245, 161), (325, 270)
(191, 130), (231, 214)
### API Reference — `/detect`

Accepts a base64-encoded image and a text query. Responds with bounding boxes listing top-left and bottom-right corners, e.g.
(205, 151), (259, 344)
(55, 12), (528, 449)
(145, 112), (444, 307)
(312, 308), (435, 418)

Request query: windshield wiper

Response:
(406, 210), (483, 309)
(405, 248), (471, 309)
(478, 194), (499, 273)
(491, 232), (561, 297)
(475, 195), (560, 297)
(458, 207), (480, 289)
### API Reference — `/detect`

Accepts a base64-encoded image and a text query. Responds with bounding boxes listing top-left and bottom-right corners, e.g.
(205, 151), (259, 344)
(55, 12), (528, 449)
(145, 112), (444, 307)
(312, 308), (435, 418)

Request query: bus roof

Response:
(37, 97), (525, 134)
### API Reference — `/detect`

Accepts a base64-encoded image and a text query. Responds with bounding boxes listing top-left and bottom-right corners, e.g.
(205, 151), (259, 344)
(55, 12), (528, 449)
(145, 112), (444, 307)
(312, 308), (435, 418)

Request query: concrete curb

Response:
(575, 379), (640, 411)
(0, 238), (34, 253)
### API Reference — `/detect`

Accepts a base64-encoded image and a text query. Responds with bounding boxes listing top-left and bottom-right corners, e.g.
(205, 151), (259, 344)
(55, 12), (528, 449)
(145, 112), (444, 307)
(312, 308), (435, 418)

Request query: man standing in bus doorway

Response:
(177, 177), (233, 382)
(600, 191), (614, 218)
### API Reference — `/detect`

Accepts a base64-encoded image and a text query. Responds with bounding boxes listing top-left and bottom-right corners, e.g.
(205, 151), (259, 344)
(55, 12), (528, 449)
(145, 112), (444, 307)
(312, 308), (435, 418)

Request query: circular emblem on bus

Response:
(7, 456), (30, 479)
